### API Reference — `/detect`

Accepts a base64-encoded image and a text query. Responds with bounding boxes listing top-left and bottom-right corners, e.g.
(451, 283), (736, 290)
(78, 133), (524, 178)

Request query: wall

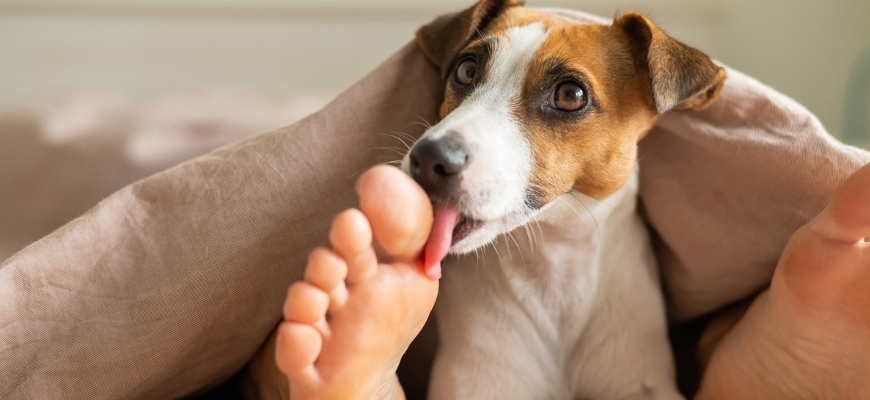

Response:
(0, 0), (868, 138)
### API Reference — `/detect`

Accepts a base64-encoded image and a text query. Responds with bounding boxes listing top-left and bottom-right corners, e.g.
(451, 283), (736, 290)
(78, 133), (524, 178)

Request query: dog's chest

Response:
(447, 177), (638, 346)
(494, 197), (604, 337)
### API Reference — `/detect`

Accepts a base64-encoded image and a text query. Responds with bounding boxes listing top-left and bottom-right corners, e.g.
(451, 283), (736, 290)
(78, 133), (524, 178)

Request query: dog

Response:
(401, 1), (726, 399)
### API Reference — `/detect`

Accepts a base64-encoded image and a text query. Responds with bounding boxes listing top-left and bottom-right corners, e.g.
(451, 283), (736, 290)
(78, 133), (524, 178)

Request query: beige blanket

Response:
(1, 8), (867, 399)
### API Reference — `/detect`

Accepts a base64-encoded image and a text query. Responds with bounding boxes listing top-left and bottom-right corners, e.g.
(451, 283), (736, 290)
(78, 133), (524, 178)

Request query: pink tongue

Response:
(423, 205), (461, 279)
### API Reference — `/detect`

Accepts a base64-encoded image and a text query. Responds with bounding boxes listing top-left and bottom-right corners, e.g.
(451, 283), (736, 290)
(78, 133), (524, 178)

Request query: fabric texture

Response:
(0, 43), (440, 399)
(1, 7), (868, 399)
(642, 68), (869, 319)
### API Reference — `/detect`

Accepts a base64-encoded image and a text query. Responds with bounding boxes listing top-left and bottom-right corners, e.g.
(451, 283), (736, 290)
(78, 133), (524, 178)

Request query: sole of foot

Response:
(275, 166), (439, 400)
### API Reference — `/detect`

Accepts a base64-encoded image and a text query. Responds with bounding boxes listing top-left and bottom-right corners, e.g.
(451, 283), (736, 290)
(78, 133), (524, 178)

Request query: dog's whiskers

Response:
(489, 242), (504, 269)
(407, 121), (433, 131)
(413, 115), (435, 129)
(567, 192), (602, 247)
(374, 132), (414, 151)
(573, 193), (631, 216)
(393, 130), (420, 144)
(506, 232), (527, 267)
(556, 196), (593, 230)
(502, 234), (514, 259)
(473, 247), (484, 277)
(531, 218), (546, 254)
(523, 223), (537, 255)
(371, 146), (410, 158)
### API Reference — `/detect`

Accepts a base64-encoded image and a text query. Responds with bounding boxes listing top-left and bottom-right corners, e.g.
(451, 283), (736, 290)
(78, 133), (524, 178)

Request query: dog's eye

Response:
(455, 59), (477, 85)
(553, 82), (587, 111)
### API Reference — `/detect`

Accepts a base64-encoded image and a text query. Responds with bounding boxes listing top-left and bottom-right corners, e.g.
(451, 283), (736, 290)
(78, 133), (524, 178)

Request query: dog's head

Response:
(404, 0), (726, 256)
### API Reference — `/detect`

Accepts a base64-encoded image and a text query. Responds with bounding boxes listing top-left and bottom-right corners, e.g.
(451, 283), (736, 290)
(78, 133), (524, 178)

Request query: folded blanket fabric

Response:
(1, 8), (867, 399)
(643, 67), (869, 319)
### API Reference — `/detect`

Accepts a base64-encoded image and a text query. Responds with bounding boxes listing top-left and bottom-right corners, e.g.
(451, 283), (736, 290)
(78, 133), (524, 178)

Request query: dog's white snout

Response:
(408, 130), (471, 198)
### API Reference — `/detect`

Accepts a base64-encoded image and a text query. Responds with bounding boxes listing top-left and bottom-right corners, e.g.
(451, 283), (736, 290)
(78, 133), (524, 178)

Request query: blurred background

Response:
(0, 0), (869, 260)
(1, 0), (869, 141)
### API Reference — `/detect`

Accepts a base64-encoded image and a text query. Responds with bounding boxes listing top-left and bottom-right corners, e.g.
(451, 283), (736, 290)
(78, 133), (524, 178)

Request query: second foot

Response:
(698, 162), (870, 400)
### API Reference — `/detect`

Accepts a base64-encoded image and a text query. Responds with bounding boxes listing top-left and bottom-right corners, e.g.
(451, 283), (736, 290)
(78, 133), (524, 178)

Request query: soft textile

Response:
(1, 42), (439, 399)
(1, 8), (868, 399)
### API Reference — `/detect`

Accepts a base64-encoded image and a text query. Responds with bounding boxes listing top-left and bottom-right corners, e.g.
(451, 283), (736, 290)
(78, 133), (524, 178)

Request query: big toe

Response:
(357, 165), (433, 263)
(810, 162), (870, 243)
(776, 162), (870, 310)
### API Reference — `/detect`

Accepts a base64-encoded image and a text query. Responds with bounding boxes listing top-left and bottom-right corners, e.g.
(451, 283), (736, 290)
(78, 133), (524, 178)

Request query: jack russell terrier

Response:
(401, 1), (726, 399)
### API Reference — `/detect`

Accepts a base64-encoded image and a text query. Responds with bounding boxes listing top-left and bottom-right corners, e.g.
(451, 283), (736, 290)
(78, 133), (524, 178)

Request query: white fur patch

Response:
(403, 22), (549, 253)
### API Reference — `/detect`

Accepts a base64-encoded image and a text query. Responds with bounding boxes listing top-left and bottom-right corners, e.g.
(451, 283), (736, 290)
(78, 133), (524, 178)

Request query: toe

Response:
(809, 162), (870, 244)
(329, 209), (373, 260)
(305, 248), (348, 292)
(276, 322), (321, 390)
(305, 247), (350, 311)
(775, 163), (870, 313)
(357, 165), (433, 263)
(284, 282), (329, 329)
(329, 209), (379, 285)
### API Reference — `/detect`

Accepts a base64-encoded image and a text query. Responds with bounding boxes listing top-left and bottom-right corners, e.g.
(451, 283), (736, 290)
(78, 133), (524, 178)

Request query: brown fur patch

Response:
(437, 8), (660, 201)
(423, 4), (724, 203)
(416, 0), (524, 78)
(516, 13), (659, 201)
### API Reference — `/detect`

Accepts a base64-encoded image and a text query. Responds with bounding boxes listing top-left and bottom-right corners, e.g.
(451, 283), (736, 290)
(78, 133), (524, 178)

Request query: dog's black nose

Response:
(409, 131), (470, 195)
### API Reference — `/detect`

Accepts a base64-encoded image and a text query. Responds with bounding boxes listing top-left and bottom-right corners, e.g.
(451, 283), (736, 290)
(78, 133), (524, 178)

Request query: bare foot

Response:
(275, 165), (439, 400)
(697, 162), (870, 399)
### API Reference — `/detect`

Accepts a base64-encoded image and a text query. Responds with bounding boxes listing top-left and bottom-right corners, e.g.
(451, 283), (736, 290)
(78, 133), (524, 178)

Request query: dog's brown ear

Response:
(416, 0), (524, 76)
(614, 12), (727, 113)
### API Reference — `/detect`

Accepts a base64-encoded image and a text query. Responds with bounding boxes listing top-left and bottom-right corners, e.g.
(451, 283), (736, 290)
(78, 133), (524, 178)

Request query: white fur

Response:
(429, 174), (682, 399)
(407, 21), (684, 400)
(402, 23), (547, 253)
